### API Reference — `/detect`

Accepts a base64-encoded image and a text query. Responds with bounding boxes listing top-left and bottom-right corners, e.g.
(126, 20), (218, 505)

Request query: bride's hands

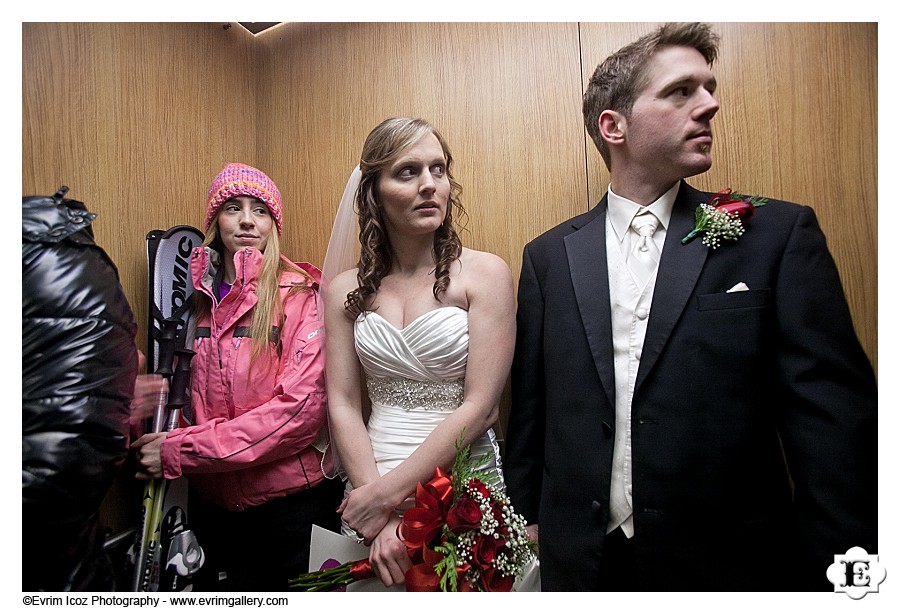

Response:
(338, 481), (395, 543)
(368, 515), (411, 587)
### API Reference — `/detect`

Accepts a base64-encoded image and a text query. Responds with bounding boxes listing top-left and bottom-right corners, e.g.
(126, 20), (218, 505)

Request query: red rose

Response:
(446, 495), (483, 534)
(715, 198), (755, 223)
(471, 533), (504, 567)
(479, 566), (515, 592)
(708, 188), (755, 223)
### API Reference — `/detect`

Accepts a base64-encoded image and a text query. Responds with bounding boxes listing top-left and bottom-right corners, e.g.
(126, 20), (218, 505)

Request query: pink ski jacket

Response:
(161, 246), (334, 511)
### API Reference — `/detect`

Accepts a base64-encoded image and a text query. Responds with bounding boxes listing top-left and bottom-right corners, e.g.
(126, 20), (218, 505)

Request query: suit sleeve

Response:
(772, 205), (877, 573)
(504, 244), (547, 524)
(161, 291), (327, 477)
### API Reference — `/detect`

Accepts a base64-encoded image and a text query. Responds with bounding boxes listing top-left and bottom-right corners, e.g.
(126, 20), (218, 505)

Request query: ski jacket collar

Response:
(192, 246), (263, 297)
(192, 246), (322, 298)
(191, 247), (324, 328)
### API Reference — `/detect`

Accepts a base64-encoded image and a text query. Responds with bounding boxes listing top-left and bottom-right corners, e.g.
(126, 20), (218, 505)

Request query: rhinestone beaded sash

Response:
(366, 376), (465, 411)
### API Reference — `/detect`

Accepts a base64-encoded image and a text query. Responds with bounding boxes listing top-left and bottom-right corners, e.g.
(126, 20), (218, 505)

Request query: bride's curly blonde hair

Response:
(345, 117), (467, 316)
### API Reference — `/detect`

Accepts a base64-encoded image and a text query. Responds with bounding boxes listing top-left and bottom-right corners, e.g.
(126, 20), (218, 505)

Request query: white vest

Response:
(605, 214), (657, 537)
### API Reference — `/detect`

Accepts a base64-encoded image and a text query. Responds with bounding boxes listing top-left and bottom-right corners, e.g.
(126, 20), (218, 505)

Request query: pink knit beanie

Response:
(206, 163), (283, 235)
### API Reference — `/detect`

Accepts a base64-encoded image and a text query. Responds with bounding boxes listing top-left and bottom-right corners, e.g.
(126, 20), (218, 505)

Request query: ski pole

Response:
(131, 386), (167, 591)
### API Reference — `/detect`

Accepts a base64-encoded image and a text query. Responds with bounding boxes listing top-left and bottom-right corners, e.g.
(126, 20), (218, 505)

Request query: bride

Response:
(323, 117), (516, 588)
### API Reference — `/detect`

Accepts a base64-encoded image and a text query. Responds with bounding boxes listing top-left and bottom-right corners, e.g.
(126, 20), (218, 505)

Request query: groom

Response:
(504, 22), (877, 591)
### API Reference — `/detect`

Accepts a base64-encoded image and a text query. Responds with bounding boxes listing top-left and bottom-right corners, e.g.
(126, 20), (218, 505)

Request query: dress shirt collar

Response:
(607, 182), (678, 245)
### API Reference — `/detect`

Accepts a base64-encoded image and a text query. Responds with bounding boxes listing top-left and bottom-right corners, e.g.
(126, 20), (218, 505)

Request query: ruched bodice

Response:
(355, 306), (468, 381)
(343, 306), (503, 511)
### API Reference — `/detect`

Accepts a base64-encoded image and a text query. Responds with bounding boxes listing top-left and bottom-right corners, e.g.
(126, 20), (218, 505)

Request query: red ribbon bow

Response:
(399, 467), (454, 557)
(399, 467), (465, 591)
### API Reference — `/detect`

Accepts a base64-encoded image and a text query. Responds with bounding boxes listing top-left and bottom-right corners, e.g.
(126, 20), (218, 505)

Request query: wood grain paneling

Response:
(23, 22), (259, 356)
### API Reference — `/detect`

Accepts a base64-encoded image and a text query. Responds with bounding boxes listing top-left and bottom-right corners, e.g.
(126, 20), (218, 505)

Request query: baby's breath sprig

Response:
(692, 203), (745, 249)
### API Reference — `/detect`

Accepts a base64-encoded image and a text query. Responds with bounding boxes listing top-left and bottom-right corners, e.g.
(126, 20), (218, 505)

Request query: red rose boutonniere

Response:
(681, 188), (768, 249)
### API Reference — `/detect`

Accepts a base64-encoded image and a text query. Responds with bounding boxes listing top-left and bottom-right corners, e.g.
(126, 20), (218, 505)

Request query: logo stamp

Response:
(826, 546), (886, 599)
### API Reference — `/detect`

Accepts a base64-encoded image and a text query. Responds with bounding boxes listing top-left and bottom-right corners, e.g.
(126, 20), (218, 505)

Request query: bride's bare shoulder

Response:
(459, 247), (512, 279)
(324, 268), (359, 304)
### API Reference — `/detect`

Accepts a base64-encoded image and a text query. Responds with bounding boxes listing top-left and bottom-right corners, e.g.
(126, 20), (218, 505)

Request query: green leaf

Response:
(434, 541), (460, 592)
(732, 192), (768, 207)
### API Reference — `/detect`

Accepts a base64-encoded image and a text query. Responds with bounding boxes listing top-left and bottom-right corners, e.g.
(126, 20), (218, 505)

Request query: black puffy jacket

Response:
(22, 187), (137, 591)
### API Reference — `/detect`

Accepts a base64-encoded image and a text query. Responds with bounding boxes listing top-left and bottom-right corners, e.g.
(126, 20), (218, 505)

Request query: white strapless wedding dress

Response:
(333, 306), (539, 591)
(345, 305), (504, 502)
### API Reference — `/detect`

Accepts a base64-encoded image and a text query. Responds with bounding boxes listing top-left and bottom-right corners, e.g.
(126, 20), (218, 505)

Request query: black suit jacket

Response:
(504, 181), (877, 591)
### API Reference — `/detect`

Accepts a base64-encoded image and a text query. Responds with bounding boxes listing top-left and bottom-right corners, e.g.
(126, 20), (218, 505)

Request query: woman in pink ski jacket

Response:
(133, 163), (343, 591)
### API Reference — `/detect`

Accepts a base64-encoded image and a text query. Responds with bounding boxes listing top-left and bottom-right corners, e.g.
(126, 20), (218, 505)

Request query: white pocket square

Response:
(727, 282), (750, 293)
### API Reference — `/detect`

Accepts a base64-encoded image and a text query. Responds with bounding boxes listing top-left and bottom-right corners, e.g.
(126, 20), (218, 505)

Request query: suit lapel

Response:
(636, 182), (709, 391)
(565, 197), (616, 411)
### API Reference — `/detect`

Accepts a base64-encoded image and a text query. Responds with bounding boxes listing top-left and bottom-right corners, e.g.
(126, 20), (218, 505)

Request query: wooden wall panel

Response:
(579, 22), (877, 372)
(23, 22), (259, 357)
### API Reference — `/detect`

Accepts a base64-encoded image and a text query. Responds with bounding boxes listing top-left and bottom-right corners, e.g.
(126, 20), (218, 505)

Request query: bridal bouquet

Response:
(401, 443), (536, 591)
(288, 442), (536, 592)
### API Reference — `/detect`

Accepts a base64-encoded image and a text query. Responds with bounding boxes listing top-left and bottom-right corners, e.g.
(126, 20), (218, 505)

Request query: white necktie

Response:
(628, 211), (661, 286)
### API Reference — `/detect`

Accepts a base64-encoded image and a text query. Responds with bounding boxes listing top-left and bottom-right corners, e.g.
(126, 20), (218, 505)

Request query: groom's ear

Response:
(599, 110), (626, 147)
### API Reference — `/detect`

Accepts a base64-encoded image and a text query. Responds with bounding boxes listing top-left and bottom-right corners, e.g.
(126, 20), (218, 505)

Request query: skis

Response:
(130, 226), (205, 592)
